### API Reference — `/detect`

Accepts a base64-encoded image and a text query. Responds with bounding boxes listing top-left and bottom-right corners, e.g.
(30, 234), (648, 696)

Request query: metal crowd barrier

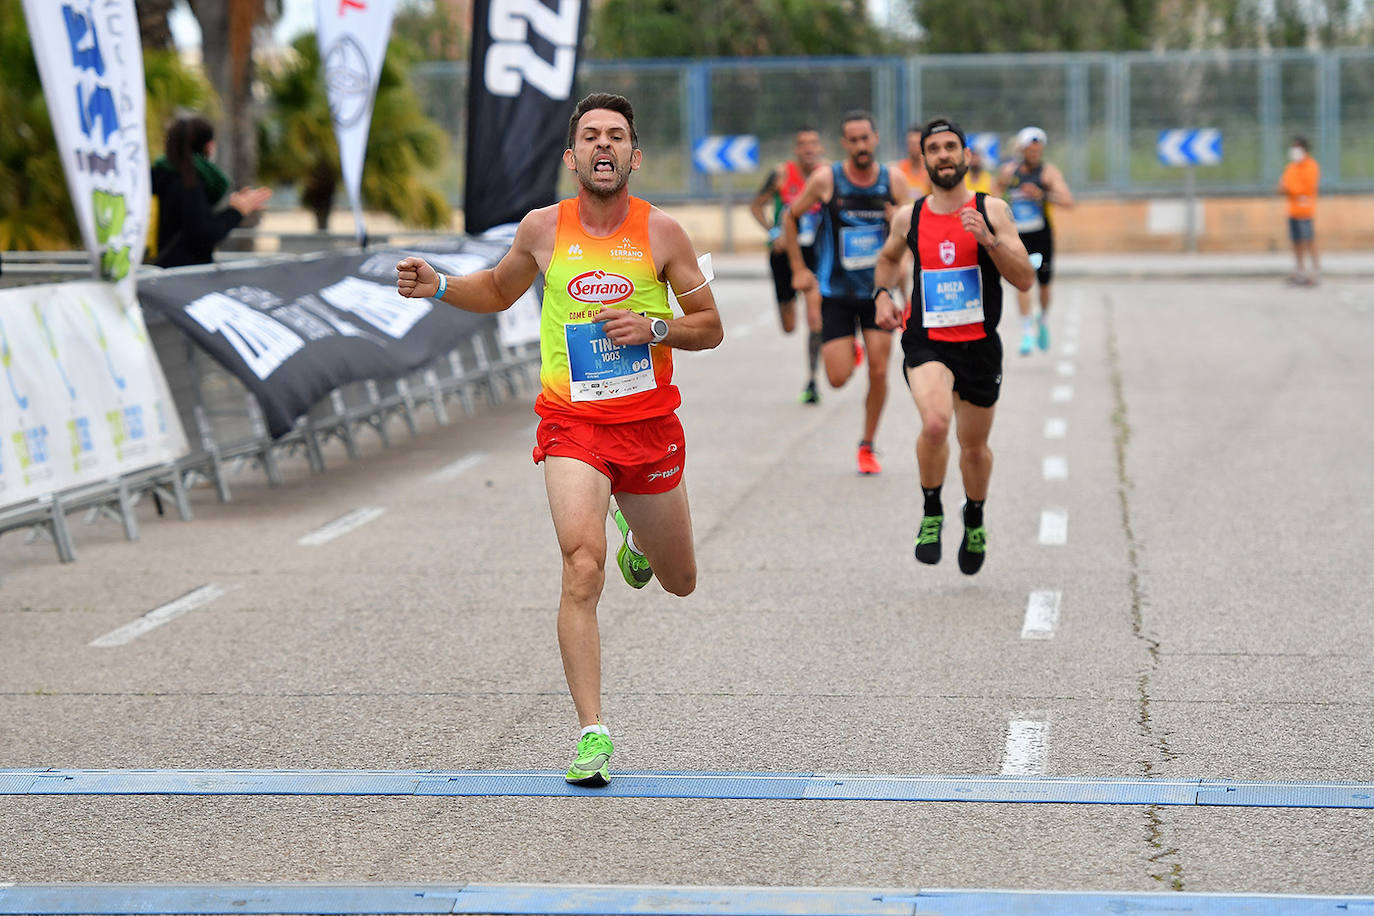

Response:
(0, 253), (541, 565)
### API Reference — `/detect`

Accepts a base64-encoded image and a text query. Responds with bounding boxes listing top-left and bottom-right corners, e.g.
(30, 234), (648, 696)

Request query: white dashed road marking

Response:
(90, 584), (228, 648)
(298, 507), (386, 547)
(1044, 418), (1067, 439)
(1038, 510), (1068, 545)
(1021, 591), (1062, 639)
(1001, 719), (1050, 775)
(1043, 456), (1068, 481)
(426, 452), (487, 483)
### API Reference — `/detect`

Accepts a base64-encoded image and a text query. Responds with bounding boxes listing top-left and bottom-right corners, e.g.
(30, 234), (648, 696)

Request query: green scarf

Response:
(154, 153), (231, 204)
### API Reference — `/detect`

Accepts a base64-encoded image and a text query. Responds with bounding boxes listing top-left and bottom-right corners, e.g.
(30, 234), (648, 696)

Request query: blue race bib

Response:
(565, 321), (656, 402)
(839, 224), (884, 270)
(921, 265), (985, 329)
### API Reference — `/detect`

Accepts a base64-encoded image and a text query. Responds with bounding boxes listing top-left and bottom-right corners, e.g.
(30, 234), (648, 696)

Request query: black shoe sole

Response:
(958, 551), (985, 575)
(566, 772), (610, 788)
(914, 545), (940, 565)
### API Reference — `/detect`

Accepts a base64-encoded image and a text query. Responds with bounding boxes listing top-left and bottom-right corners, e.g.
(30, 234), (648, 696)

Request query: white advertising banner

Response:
(0, 283), (189, 510)
(22, 0), (150, 305)
(315, 0), (398, 244)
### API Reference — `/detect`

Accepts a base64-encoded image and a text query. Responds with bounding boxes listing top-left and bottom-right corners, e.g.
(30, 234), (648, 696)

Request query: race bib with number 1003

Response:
(564, 321), (656, 402)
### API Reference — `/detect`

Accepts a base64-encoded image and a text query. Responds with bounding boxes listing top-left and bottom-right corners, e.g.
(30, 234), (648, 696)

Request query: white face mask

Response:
(1289, 146), (1305, 162)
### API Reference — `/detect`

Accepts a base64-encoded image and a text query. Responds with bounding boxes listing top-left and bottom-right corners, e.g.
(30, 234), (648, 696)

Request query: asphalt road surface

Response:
(1, 270), (1371, 903)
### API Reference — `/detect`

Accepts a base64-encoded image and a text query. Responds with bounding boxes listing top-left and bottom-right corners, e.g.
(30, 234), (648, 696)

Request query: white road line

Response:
(1043, 418), (1067, 439)
(1061, 341), (1079, 357)
(298, 506), (386, 547)
(426, 452), (487, 483)
(1056, 361), (1076, 377)
(1050, 384), (1074, 403)
(1001, 719), (1050, 775)
(1043, 456), (1068, 481)
(1021, 590), (1062, 639)
(90, 584), (227, 648)
(1038, 509), (1068, 545)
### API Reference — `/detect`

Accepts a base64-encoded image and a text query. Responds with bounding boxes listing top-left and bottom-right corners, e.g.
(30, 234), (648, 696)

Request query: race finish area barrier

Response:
(0, 236), (541, 563)
(0, 281), (190, 563)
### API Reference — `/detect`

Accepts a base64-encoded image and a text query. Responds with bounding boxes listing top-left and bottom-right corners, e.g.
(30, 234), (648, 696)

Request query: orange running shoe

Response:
(853, 338), (864, 367)
(857, 441), (881, 475)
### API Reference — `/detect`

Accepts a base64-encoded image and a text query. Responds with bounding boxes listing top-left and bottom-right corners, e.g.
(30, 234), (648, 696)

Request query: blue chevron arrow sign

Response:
(693, 135), (760, 174)
(1157, 128), (1223, 167)
(968, 132), (1000, 165)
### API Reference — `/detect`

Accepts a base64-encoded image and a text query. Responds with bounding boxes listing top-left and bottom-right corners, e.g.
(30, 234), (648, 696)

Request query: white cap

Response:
(1016, 126), (1047, 150)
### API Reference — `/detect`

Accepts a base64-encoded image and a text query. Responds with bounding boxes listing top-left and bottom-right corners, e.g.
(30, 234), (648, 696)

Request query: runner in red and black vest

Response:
(749, 126), (828, 404)
(873, 118), (1035, 575)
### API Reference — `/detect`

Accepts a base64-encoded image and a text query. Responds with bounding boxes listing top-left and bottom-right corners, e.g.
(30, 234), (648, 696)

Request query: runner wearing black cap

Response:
(873, 117), (1034, 574)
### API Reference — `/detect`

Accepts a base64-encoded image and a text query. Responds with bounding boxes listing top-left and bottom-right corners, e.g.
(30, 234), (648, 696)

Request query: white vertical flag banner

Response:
(22, 0), (150, 305)
(315, 0), (398, 244)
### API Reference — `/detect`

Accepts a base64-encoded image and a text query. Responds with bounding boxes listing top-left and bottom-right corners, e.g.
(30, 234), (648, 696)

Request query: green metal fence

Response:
(413, 48), (1374, 202)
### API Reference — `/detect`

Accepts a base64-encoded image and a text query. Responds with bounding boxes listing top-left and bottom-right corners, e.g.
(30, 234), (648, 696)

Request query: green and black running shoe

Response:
(614, 509), (653, 589)
(565, 731), (614, 787)
(958, 525), (987, 575)
(914, 514), (943, 565)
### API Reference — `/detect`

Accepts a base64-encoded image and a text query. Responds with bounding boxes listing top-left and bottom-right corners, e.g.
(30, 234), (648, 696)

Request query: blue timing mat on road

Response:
(0, 884), (1370, 915)
(2, 769), (1372, 808)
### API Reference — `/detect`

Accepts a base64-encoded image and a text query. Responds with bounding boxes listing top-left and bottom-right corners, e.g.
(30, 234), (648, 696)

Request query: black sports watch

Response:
(649, 317), (670, 345)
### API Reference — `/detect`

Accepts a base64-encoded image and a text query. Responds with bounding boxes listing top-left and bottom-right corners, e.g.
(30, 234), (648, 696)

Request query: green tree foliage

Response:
(391, 0), (469, 62)
(913, 0), (1143, 52)
(257, 34), (451, 231)
(913, 0), (1371, 52)
(589, 0), (895, 58)
(0, 0), (217, 251)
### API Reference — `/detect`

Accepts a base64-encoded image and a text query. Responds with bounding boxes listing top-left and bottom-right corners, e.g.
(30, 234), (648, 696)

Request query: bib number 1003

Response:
(483, 0), (582, 100)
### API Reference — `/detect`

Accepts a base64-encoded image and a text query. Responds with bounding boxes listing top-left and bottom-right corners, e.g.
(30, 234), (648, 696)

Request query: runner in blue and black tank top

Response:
(873, 118), (1034, 576)
(782, 110), (911, 476)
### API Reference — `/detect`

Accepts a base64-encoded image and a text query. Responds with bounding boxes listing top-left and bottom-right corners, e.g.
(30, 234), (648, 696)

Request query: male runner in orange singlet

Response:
(396, 93), (723, 788)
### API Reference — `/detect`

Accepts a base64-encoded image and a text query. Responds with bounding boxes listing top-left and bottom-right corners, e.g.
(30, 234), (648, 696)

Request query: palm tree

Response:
(258, 34), (451, 232)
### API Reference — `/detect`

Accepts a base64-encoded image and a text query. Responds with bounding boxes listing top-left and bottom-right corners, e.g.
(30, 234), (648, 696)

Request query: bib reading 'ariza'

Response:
(536, 197), (680, 423)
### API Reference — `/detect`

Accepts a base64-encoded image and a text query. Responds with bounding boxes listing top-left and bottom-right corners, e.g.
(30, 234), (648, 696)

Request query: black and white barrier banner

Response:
(464, 0), (589, 234)
(137, 240), (511, 440)
(0, 282), (188, 510)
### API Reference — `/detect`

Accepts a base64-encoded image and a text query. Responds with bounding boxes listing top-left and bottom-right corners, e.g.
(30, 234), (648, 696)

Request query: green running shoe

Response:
(914, 514), (943, 565)
(565, 730), (614, 787)
(958, 525), (987, 575)
(614, 509), (653, 589)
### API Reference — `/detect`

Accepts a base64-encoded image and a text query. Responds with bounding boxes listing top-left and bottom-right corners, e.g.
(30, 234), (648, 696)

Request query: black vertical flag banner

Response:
(464, 0), (589, 234)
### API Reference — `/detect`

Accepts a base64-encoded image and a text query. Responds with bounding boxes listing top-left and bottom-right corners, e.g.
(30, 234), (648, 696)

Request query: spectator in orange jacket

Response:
(1277, 136), (1320, 286)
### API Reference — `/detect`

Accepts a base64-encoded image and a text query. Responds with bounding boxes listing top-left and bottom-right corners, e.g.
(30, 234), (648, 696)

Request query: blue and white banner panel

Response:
(1157, 128), (1223, 166)
(0, 282), (188, 510)
(21, 0), (150, 302)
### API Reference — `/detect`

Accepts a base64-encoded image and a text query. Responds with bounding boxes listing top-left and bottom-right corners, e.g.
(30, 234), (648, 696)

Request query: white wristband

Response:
(434, 272), (448, 299)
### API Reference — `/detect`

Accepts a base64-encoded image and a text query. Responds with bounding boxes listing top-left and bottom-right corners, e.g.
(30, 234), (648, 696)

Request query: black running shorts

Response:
(821, 295), (884, 343)
(768, 246), (818, 305)
(903, 334), (1004, 408)
(1019, 227), (1054, 286)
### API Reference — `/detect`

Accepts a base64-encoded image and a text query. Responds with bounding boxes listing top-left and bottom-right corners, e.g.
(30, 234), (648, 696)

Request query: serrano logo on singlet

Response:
(939, 240), (957, 265)
(568, 270), (634, 304)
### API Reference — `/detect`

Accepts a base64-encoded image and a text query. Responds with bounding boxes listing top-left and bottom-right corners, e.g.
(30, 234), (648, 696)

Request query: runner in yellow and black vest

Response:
(995, 126), (1075, 356)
